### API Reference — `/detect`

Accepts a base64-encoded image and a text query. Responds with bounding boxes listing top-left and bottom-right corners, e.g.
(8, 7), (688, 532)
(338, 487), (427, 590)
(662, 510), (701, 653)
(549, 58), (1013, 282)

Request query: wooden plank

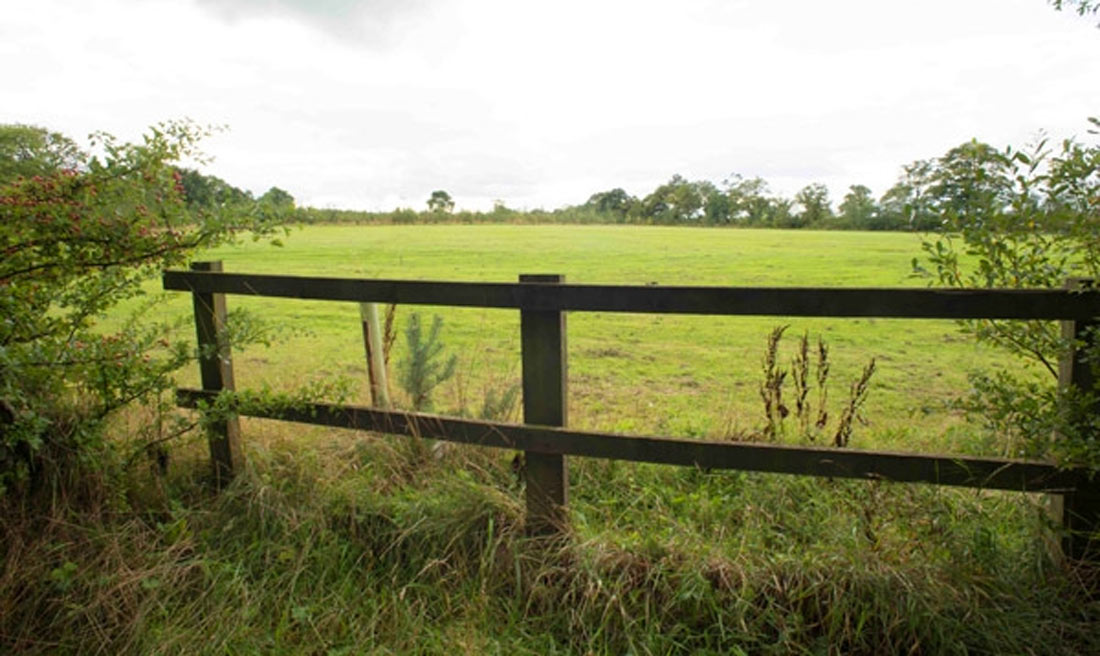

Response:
(176, 388), (1094, 494)
(189, 262), (241, 486)
(162, 271), (1100, 320)
(1056, 278), (1100, 561)
(520, 274), (569, 534)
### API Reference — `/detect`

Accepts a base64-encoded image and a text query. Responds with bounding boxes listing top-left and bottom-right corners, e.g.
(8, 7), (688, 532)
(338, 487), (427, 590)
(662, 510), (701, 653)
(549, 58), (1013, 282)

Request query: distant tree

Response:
(879, 159), (938, 230)
(837, 184), (879, 229)
(792, 183), (834, 228)
(880, 141), (1014, 233)
(725, 174), (776, 225)
(642, 175), (706, 224)
(926, 140), (1013, 219)
(0, 124), (81, 184)
(260, 186), (295, 209)
(702, 184), (732, 225)
(177, 168), (252, 209)
(585, 188), (635, 219)
(427, 189), (454, 213)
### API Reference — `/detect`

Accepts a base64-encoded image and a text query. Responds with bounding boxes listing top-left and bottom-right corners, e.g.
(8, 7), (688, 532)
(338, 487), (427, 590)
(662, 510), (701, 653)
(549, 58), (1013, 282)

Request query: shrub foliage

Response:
(0, 120), (288, 495)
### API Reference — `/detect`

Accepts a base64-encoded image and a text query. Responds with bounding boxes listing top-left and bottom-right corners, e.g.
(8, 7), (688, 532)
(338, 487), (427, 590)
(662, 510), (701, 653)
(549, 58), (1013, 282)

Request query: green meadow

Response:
(164, 224), (1016, 455)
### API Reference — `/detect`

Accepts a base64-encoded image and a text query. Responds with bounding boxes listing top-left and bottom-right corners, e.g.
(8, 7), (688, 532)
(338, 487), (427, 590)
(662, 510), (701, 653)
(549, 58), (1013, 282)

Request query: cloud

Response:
(193, 0), (432, 45)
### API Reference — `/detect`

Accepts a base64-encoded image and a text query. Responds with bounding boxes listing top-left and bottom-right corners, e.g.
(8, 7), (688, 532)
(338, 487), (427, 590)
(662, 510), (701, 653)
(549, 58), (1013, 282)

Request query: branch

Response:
(982, 319), (1059, 379)
(122, 417), (201, 470)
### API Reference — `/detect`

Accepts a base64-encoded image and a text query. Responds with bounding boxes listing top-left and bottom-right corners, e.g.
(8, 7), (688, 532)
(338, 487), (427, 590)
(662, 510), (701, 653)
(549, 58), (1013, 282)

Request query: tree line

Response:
(6, 122), (1069, 234)
(573, 139), (1058, 231)
(295, 138), (1071, 232)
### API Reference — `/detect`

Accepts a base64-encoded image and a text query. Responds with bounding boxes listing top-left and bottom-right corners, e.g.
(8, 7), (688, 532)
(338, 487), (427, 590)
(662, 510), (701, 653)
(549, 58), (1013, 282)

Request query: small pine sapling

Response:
(398, 312), (457, 412)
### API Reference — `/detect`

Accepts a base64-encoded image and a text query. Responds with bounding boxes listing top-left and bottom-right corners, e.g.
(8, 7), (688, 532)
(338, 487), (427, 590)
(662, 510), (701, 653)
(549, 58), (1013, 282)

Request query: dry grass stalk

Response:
(792, 331), (811, 438)
(757, 327), (874, 447)
(834, 358), (877, 448)
(815, 337), (830, 431)
(382, 303), (398, 365)
(759, 325), (789, 441)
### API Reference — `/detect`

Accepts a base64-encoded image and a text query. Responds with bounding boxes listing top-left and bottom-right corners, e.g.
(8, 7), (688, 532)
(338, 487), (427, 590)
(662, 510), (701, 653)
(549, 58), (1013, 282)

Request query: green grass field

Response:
(157, 224), (1020, 455)
(15, 225), (1089, 655)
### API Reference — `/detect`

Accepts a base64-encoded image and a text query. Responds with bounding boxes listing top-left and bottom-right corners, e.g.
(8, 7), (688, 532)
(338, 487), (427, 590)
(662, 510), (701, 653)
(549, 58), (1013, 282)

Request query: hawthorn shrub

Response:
(0, 121), (289, 498)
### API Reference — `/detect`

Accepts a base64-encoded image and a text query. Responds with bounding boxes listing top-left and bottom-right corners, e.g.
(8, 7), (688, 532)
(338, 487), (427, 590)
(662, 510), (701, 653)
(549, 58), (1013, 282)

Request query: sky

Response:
(2, 0), (1098, 211)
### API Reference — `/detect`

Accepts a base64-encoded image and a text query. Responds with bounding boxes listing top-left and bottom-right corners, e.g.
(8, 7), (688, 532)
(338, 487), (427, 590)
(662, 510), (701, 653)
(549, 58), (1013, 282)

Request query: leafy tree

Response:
(642, 175), (706, 224)
(702, 185), (732, 225)
(585, 188), (635, 220)
(260, 186), (295, 209)
(792, 183), (834, 228)
(879, 159), (939, 231)
(427, 189), (455, 214)
(926, 140), (1013, 219)
(0, 124), (81, 184)
(725, 174), (779, 226)
(0, 120), (290, 494)
(881, 141), (1018, 233)
(914, 120), (1100, 465)
(766, 197), (795, 228)
(837, 184), (879, 229)
(177, 168), (253, 210)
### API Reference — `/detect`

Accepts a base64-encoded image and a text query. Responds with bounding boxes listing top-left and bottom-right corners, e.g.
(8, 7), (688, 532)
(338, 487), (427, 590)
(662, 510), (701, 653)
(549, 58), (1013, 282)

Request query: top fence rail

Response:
(163, 270), (1100, 320)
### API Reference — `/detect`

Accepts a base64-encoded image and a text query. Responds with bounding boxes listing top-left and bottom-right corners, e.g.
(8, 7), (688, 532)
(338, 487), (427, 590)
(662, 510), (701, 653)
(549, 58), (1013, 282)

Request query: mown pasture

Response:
(160, 223), (1020, 455)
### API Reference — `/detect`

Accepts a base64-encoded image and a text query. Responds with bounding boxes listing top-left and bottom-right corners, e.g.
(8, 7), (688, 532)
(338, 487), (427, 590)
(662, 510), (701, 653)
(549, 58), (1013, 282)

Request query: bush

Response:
(0, 120), (290, 497)
(914, 120), (1100, 466)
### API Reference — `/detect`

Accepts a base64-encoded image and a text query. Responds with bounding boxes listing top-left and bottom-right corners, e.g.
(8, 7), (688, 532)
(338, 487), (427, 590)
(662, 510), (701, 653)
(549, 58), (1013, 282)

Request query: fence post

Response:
(359, 303), (391, 408)
(191, 261), (241, 487)
(1057, 278), (1100, 561)
(520, 274), (568, 534)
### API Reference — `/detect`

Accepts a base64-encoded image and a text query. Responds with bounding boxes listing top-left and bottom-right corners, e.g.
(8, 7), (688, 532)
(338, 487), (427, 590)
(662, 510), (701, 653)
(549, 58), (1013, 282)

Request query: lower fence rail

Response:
(176, 387), (1092, 495)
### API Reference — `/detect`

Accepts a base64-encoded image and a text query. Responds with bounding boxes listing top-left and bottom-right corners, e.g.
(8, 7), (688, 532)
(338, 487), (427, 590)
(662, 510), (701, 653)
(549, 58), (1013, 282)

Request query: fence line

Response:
(163, 270), (1100, 319)
(165, 263), (1100, 560)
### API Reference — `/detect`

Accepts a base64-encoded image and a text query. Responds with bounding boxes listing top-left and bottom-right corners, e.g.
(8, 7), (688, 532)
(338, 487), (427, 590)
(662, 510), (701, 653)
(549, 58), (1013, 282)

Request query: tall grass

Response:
(3, 423), (1097, 655)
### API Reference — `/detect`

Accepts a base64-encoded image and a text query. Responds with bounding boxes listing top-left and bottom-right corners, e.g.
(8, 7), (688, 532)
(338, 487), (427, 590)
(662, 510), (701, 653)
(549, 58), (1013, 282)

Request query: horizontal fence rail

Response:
(165, 264), (1100, 560)
(177, 388), (1090, 494)
(163, 270), (1100, 319)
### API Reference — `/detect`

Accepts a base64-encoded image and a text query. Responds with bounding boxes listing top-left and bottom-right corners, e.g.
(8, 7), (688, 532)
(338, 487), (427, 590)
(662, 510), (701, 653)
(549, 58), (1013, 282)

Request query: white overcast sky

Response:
(2, 0), (1098, 211)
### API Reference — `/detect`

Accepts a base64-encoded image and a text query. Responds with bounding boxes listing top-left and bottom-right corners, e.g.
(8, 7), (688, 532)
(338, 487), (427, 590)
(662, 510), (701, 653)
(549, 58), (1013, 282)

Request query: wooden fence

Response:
(164, 262), (1100, 560)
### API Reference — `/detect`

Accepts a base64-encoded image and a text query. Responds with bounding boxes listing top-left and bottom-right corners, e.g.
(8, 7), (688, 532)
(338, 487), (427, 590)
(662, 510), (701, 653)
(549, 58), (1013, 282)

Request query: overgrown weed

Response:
(754, 325), (877, 446)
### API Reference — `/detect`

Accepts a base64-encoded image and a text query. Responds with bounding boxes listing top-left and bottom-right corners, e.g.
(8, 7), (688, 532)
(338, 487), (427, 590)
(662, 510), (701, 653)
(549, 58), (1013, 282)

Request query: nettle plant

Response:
(913, 120), (1100, 466)
(0, 120), (290, 495)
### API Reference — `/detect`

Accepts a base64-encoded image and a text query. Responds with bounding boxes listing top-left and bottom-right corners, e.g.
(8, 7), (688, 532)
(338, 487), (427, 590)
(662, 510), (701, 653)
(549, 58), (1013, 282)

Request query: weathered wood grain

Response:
(520, 274), (569, 533)
(189, 262), (241, 486)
